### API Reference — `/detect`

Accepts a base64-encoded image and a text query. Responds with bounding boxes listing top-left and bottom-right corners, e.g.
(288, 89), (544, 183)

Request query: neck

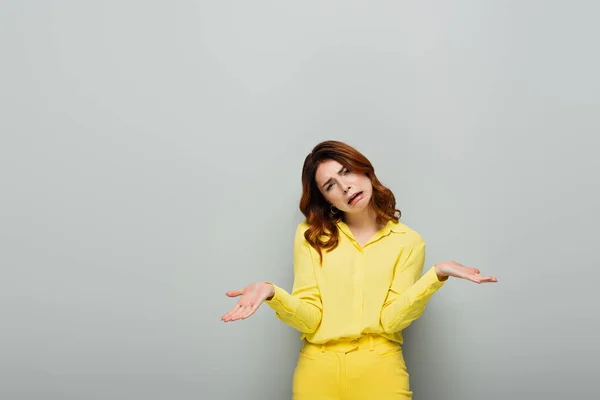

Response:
(342, 207), (381, 231)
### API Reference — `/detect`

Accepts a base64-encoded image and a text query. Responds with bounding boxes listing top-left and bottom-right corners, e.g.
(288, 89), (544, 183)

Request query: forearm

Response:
(265, 284), (322, 333)
(380, 266), (445, 333)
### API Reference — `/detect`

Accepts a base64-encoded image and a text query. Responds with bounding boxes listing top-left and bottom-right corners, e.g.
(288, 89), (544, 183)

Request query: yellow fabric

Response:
(292, 333), (412, 399)
(265, 219), (445, 345)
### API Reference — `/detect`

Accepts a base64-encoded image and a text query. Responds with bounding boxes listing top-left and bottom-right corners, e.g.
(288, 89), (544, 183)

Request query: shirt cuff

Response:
(263, 283), (293, 314)
(414, 266), (446, 294)
(264, 282), (281, 303)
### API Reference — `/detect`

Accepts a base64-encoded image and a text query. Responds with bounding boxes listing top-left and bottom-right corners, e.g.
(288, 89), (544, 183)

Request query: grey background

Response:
(1, 1), (598, 399)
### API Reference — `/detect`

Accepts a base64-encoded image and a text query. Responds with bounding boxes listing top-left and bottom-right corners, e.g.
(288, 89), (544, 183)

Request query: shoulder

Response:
(389, 220), (426, 247)
(294, 220), (311, 243)
(296, 220), (310, 235)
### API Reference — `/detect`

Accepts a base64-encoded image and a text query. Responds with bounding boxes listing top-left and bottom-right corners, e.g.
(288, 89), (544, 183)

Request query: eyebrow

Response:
(321, 166), (346, 189)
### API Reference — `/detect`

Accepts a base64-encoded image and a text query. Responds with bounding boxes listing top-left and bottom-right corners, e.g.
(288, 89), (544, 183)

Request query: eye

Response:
(326, 182), (335, 191)
(344, 168), (350, 175)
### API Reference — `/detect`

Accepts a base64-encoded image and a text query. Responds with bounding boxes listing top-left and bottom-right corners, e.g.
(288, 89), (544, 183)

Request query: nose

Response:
(343, 186), (351, 194)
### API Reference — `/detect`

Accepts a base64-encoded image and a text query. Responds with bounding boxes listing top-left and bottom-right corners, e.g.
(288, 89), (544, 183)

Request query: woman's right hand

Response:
(221, 282), (275, 322)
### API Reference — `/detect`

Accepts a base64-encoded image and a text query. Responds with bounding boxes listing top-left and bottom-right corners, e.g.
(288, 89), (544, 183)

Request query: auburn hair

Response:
(299, 140), (401, 263)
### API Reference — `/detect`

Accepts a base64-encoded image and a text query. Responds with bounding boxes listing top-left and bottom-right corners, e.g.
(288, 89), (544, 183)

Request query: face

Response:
(314, 159), (373, 214)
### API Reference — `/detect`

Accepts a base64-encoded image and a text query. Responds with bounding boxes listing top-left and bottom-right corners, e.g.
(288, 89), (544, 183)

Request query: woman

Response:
(221, 140), (497, 399)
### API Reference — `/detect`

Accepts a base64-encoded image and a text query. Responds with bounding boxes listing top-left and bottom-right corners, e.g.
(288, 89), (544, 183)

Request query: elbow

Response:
(380, 307), (412, 334)
(302, 325), (318, 334)
(379, 309), (395, 334)
(380, 318), (405, 334)
(381, 310), (425, 334)
(380, 302), (399, 333)
(299, 308), (322, 334)
(304, 311), (322, 334)
(380, 318), (395, 334)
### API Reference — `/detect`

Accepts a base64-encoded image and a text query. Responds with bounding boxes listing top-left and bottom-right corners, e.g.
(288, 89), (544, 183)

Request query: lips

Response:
(347, 191), (363, 205)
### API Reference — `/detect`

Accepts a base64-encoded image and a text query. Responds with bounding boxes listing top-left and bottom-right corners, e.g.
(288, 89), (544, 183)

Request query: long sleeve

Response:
(380, 240), (445, 333)
(264, 224), (322, 333)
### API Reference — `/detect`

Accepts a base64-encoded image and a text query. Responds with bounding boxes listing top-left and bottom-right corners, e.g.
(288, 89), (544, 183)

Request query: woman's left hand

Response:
(434, 261), (497, 284)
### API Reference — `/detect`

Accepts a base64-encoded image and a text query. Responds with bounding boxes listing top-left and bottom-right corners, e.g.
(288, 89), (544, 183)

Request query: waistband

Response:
(304, 334), (399, 354)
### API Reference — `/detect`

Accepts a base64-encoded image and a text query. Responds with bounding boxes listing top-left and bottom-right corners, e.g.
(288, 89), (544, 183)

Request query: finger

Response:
(232, 306), (253, 321)
(221, 311), (234, 321)
(240, 303), (260, 319)
(222, 306), (239, 322)
(225, 304), (247, 321)
(222, 303), (244, 321)
(225, 304), (248, 322)
(242, 303), (261, 319)
(226, 290), (243, 297)
(467, 273), (498, 284)
(461, 273), (482, 284)
(461, 265), (480, 274)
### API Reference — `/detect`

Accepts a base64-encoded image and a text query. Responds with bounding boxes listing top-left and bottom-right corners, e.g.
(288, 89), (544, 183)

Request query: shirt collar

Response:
(335, 219), (407, 246)
(389, 221), (408, 234)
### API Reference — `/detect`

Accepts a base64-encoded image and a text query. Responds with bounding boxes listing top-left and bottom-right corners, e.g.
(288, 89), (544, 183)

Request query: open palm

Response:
(435, 261), (498, 284)
(221, 282), (274, 322)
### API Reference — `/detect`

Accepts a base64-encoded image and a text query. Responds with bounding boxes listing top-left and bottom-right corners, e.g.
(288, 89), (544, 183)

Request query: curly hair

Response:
(299, 140), (401, 263)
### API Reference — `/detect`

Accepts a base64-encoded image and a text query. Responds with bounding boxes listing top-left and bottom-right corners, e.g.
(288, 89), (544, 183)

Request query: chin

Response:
(344, 208), (366, 215)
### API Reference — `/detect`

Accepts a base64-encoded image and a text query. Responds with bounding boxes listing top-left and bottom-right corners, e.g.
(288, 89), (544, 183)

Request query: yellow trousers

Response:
(292, 334), (412, 399)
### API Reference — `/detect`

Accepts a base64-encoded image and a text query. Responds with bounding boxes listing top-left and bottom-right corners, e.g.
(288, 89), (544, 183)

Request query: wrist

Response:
(265, 283), (275, 300)
(434, 264), (449, 281)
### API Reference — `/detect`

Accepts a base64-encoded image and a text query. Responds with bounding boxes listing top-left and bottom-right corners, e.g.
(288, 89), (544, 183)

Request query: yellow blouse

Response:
(265, 219), (446, 345)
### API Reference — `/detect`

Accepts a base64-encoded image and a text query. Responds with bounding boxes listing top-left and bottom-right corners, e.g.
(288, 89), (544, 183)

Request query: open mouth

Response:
(348, 192), (363, 205)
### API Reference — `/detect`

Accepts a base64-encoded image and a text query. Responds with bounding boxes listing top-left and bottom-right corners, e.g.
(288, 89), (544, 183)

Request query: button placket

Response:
(354, 250), (365, 334)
